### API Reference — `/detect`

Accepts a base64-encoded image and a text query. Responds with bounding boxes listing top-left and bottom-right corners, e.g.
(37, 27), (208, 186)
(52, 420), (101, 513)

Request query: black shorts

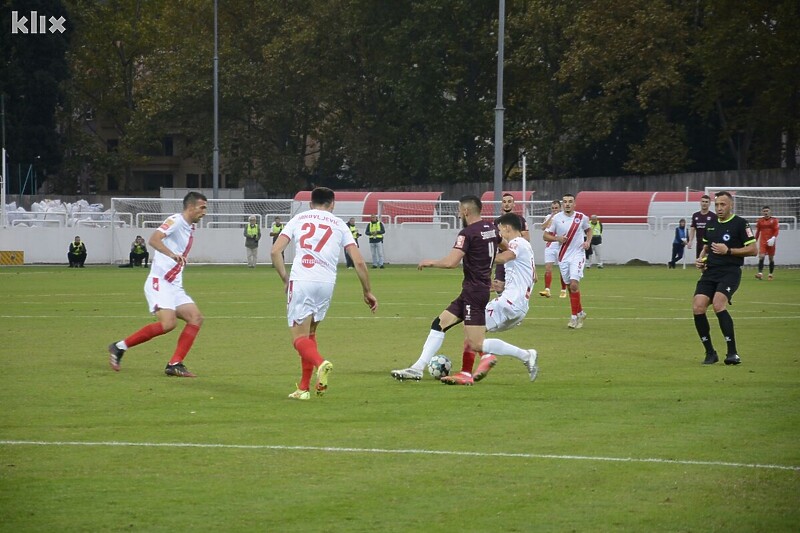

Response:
(446, 289), (490, 326)
(694, 266), (742, 304)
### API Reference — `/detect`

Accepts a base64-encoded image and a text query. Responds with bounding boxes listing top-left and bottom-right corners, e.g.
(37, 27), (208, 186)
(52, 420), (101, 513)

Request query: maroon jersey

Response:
(454, 220), (501, 292)
(691, 210), (717, 242)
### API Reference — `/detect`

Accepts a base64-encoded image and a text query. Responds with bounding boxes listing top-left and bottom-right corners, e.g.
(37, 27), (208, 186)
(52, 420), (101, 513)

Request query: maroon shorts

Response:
(446, 289), (490, 326)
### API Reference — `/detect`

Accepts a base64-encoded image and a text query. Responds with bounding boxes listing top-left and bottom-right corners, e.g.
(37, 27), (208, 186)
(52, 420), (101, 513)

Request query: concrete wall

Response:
(2, 225), (798, 267)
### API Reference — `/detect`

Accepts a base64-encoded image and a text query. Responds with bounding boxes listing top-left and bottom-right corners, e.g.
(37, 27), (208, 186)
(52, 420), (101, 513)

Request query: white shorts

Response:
(544, 246), (559, 264)
(485, 296), (528, 332)
(287, 280), (335, 327)
(144, 276), (194, 314)
(558, 254), (585, 283)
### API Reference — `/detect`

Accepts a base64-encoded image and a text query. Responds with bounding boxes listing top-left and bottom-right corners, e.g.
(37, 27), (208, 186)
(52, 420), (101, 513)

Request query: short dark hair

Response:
(459, 195), (482, 213)
(183, 191), (208, 208)
(497, 212), (522, 231)
(714, 191), (733, 201)
(562, 193), (575, 200)
(701, 194), (711, 200)
(502, 192), (514, 199)
(311, 187), (335, 207)
(762, 205), (770, 210)
(551, 200), (561, 206)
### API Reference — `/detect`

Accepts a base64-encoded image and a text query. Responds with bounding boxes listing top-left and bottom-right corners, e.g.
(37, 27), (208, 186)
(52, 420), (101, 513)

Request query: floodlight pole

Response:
(492, 0), (506, 216)
(212, 0), (219, 200)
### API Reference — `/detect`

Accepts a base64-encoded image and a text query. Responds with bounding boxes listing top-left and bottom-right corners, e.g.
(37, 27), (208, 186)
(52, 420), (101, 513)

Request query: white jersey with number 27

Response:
(280, 209), (355, 284)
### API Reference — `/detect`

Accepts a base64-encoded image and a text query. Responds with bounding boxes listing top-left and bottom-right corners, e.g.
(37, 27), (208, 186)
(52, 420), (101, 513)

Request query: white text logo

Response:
(11, 11), (66, 34)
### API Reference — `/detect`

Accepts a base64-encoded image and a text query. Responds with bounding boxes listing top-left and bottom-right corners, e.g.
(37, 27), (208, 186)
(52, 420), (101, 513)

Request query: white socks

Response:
(482, 338), (529, 361)
(411, 330), (446, 371)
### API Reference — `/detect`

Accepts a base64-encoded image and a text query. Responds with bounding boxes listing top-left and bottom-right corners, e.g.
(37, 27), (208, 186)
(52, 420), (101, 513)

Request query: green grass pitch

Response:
(1, 264), (798, 531)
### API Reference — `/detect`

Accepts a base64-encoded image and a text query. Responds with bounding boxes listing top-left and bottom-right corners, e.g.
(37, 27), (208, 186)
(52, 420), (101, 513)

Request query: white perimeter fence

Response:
(1, 197), (799, 266)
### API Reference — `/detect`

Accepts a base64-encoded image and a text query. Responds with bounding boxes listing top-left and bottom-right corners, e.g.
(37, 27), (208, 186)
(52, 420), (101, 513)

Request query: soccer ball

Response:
(427, 354), (452, 380)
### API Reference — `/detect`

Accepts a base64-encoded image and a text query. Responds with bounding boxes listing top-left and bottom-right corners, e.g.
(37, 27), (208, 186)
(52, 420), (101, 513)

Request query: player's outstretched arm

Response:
(494, 249), (516, 265)
(418, 249), (464, 270)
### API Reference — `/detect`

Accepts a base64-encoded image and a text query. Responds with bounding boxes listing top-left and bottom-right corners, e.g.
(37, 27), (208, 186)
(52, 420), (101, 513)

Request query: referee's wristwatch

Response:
(726, 247), (732, 255)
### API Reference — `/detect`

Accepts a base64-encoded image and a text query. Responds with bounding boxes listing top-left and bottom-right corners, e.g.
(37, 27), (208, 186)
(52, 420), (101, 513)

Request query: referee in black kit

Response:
(692, 191), (756, 366)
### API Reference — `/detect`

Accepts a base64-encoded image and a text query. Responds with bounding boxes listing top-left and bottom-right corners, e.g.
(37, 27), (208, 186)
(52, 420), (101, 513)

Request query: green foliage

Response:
(692, 0), (800, 169)
(1, 265), (799, 530)
(47, 0), (800, 191)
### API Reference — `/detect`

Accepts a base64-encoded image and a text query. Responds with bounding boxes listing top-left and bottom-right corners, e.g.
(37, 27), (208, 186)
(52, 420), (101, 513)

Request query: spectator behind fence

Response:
(244, 215), (261, 268)
(668, 219), (688, 269)
(130, 235), (149, 267)
(68, 236), (87, 268)
(270, 216), (285, 262)
(345, 217), (362, 269)
(586, 214), (603, 268)
(365, 214), (386, 268)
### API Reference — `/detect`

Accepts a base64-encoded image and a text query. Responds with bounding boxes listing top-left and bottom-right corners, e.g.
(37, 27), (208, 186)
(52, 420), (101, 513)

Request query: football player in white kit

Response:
(539, 200), (567, 298)
(107, 191), (208, 377)
(543, 193), (592, 328)
(271, 187), (378, 400)
(472, 212), (539, 383)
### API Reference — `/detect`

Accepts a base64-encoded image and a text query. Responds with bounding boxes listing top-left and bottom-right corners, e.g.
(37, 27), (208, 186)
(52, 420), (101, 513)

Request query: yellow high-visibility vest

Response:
(368, 222), (383, 240)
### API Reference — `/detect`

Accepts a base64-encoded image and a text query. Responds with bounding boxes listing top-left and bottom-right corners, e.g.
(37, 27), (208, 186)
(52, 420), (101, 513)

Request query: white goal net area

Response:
(376, 200), (553, 229)
(110, 198), (580, 230)
(111, 198), (294, 229)
(704, 187), (800, 229)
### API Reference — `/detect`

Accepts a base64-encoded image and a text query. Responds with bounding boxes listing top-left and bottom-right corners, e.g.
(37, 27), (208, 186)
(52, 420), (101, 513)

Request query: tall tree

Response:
(61, 0), (162, 192)
(692, 0), (800, 169)
(557, 0), (693, 176)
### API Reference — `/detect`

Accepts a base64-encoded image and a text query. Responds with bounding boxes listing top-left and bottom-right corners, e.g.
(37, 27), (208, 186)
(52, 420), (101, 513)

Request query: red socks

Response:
(169, 324), (201, 365)
(461, 339), (477, 375)
(294, 336), (323, 391)
(544, 270), (552, 290)
(561, 276), (567, 290)
(569, 291), (582, 315)
(299, 359), (315, 390)
(124, 322), (166, 348)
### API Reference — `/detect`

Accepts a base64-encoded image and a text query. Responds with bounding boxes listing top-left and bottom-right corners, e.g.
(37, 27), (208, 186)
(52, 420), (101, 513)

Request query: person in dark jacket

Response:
(68, 236), (87, 267)
(668, 219), (688, 269)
